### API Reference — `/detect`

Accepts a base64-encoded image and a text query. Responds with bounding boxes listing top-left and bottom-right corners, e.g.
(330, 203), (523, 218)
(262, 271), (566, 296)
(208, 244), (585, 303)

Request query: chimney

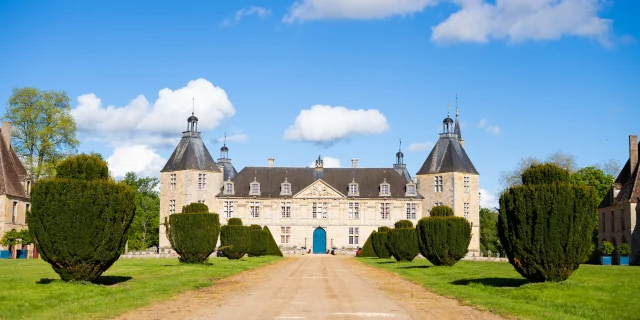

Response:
(631, 135), (638, 177)
(1, 122), (11, 150)
(351, 158), (358, 168)
(268, 158), (274, 167)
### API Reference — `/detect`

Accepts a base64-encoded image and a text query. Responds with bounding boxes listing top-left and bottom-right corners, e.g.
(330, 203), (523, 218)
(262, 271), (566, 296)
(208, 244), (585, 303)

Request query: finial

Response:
(456, 94), (459, 115)
(223, 132), (227, 146)
(447, 100), (451, 117)
(192, 97), (195, 116)
(399, 138), (402, 152)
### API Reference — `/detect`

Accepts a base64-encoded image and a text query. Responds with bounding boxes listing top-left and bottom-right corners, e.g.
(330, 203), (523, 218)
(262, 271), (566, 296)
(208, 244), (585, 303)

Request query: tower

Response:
(216, 133), (238, 181)
(393, 139), (411, 181)
(415, 106), (480, 254)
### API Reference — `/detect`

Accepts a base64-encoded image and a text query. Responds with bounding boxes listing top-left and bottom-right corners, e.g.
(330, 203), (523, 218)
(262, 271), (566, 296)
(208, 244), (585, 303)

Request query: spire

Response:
(187, 98), (199, 133)
(396, 138), (404, 165)
(442, 101), (454, 134)
(220, 132), (229, 159)
(454, 94), (462, 140)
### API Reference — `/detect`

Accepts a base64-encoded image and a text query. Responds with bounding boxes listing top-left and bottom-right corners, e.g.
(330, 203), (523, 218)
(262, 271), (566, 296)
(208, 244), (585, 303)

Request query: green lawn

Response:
(358, 258), (640, 320)
(0, 256), (282, 320)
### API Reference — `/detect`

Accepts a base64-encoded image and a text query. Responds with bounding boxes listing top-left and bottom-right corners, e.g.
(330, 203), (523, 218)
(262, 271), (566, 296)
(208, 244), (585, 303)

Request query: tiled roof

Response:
(0, 130), (28, 198)
(599, 158), (640, 208)
(218, 167), (420, 199)
(161, 132), (220, 172)
(416, 135), (479, 175)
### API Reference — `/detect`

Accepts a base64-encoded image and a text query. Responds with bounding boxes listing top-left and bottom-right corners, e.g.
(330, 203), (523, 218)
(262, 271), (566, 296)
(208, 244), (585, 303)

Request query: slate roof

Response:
(216, 159), (238, 181)
(161, 132), (220, 172)
(218, 167), (420, 199)
(0, 129), (29, 198)
(599, 158), (640, 208)
(416, 134), (479, 175)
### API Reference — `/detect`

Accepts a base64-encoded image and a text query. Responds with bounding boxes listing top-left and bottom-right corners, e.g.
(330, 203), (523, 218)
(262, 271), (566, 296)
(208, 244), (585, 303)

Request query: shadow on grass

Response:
(400, 265), (431, 269)
(377, 261), (396, 264)
(37, 276), (133, 286)
(451, 277), (529, 288)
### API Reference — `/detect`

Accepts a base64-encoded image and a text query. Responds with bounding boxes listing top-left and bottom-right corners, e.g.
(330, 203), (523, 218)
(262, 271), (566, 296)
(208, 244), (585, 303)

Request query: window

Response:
(26, 203), (30, 214)
(611, 211), (614, 232)
(249, 180), (260, 196)
(250, 202), (260, 218)
(281, 180), (292, 196)
(349, 180), (359, 196)
(434, 176), (443, 192)
(312, 202), (327, 219)
(349, 227), (359, 245)
(464, 202), (470, 220)
(26, 181), (31, 195)
(380, 202), (390, 219)
(12, 201), (17, 224)
(434, 202), (443, 207)
(280, 226), (291, 244)
(170, 174), (176, 191)
(169, 200), (176, 215)
(464, 176), (470, 193)
(223, 201), (234, 218)
(621, 209), (625, 231)
(224, 181), (234, 195)
(405, 183), (416, 196)
(198, 173), (206, 190)
(197, 200), (205, 204)
(379, 179), (390, 196)
(281, 202), (291, 218)
(349, 202), (360, 219)
(312, 202), (317, 219)
(406, 203), (417, 220)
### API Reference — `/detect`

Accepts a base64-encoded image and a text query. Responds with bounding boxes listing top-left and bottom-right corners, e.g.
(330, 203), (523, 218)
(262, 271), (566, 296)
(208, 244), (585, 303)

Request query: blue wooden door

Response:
(313, 228), (326, 254)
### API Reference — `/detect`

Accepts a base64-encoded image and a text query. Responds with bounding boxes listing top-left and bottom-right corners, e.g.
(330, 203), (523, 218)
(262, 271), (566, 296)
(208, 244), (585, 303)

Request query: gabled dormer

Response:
(280, 177), (292, 196)
(348, 178), (359, 197)
(223, 178), (235, 196)
(379, 178), (390, 197)
(249, 177), (261, 196)
(405, 182), (417, 197)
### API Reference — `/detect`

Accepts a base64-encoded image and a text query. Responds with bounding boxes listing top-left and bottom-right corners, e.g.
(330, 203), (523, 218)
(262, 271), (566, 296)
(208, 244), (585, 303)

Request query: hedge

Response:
(358, 231), (377, 257)
(394, 220), (413, 228)
(372, 231), (391, 259)
(430, 205), (454, 217)
(416, 216), (471, 266)
(182, 202), (209, 214)
(521, 163), (570, 185)
(386, 227), (419, 262)
(220, 223), (250, 259)
(166, 212), (220, 263)
(228, 218), (243, 226)
(248, 229), (268, 257)
(248, 224), (262, 231)
(28, 154), (135, 282)
(498, 181), (596, 282)
(263, 226), (283, 257)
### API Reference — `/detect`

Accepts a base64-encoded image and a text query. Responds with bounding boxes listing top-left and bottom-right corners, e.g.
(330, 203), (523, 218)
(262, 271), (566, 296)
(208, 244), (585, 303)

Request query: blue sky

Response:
(1, 0), (639, 207)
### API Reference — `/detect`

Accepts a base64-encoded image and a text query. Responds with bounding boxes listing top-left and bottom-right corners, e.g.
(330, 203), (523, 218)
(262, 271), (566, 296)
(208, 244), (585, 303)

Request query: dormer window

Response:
(405, 183), (417, 197)
(379, 178), (390, 197)
(223, 179), (234, 195)
(348, 179), (359, 196)
(281, 178), (292, 196)
(249, 177), (261, 196)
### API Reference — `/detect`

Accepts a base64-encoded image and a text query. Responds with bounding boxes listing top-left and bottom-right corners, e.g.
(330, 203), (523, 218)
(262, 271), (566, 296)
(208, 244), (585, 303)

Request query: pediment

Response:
(294, 179), (345, 199)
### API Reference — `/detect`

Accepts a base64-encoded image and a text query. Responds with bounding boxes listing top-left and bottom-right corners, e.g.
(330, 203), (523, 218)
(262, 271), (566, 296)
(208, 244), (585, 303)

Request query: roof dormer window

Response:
(249, 177), (261, 196)
(223, 179), (234, 195)
(281, 178), (292, 196)
(348, 178), (359, 196)
(379, 178), (390, 197)
(405, 183), (417, 197)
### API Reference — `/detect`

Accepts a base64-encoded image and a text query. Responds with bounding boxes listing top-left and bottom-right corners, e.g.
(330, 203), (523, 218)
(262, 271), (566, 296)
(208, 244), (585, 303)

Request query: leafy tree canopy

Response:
(122, 172), (160, 251)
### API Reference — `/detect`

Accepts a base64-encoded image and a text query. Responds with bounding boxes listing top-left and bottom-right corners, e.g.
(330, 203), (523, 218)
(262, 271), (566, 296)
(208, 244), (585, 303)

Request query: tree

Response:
(263, 226), (283, 257)
(479, 208), (503, 257)
(386, 220), (419, 262)
(499, 151), (577, 189)
(4, 87), (79, 180)
(165, 203), (220, 264)
(357, 231), (377, 257)
(416, 216), (471, 266)
(122, 172), (160, 251)
(220, 219), (250, 259)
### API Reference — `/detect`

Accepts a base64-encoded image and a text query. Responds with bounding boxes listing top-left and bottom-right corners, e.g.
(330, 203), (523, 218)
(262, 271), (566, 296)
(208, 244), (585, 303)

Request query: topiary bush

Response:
(227, 218), (243, 226)
(263, 226), (283, 257)
(416, 216), (471, 266)
(358, 231), (377, 257)
(378, 226), (391, 232)
(248, 228), (268, 257)
(386, 226), (419, 262)
(430, 205), (454, 217)
(498, 164), (597, 282)
(372, 230), (391, 259)
(182, 202), (209, 214)
(28, 154), (136, 282)
(617, 243), (631, 256)
(248, 224), (262, 231)
(220, 221), (250, 259)
(166, 210), (220, 264)
(394, 220), (413, 228)
(600, 241), (614, 256)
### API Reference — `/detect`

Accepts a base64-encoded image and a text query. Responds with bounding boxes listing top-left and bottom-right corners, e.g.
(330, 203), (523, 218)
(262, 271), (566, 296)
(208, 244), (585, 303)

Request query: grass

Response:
(358, 258), (640, 320)
(0, 256), (282, 320)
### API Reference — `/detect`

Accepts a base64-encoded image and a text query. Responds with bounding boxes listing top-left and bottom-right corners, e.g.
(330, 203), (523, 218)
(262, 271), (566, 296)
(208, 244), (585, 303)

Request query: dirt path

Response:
(117, 256), (505, 320)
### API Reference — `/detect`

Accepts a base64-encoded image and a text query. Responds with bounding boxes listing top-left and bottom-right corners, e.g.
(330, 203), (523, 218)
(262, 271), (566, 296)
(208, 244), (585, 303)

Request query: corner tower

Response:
(159, 111), (223, 248)
(415, 107), (480, 254)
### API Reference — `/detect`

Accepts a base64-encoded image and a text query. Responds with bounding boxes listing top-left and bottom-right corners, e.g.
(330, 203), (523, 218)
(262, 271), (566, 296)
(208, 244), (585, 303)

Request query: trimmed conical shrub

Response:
(430, 205), (454, 217)
(358, 231), (377, 257)
(417, 216), (471, 266)
(386, 220), (419, 262)
(372, 227), (391, 259)
(182, 202), (209, 214)
(220, 219), (250, 259)
(263, 226), (283, 257)
(248, 227), (268, 257)
(166, 207), (220, 264)
(499, 164), (596, 282)
(28, 154), (136, 282)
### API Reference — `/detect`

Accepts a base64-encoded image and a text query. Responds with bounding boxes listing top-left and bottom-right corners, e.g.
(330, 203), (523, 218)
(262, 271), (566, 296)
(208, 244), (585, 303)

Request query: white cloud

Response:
(486, 125), (501, 135)
(216, 133), (248, 143)
(284, 105), (389, 143)
(480, 188), (499, 209)
(408, 142), (434, 151)
(431, 0), (612, 45)
(283, 0), (436, 22)
(222, 6), (271, 26)
(478, 118), (488, 128)
(309, 156), (341, 168)
(106, 145), (167, 179)
(478, 118), (501, 135)
(72, 78), (235, 147)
